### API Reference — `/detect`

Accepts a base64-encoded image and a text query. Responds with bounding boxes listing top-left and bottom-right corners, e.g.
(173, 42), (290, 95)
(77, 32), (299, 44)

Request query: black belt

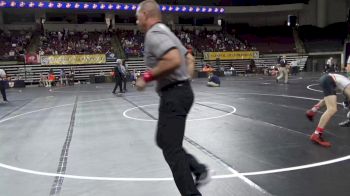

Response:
(160, 80), (189, 92)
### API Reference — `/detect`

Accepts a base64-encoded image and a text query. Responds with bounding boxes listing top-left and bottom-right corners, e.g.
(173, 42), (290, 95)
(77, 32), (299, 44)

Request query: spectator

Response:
(326, 57), (336, 73)
(39, 73), (49, 87)
(48, 70), (56, 87)
(290, 60), (299, 75)
(59, 68), (66, 86)
(207, 75), (221, 87)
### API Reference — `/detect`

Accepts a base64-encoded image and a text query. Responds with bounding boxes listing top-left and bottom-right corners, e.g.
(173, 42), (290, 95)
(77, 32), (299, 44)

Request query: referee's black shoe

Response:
(195, 169), (214, 188)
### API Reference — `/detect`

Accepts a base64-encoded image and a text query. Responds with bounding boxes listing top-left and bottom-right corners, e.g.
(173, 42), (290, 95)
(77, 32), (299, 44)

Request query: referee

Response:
(276, 55), (288, 84)
(135, 1), (210, 195)
(112, 59), (124, 94)
(0, 68), (8, 103)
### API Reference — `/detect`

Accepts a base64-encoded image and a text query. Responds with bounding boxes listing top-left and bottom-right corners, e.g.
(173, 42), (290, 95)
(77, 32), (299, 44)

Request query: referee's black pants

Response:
(112, 77), (122, 93)
(157, 81), (206, 196)
(122, 76), (127, 91)
(0, 80), (7, 101)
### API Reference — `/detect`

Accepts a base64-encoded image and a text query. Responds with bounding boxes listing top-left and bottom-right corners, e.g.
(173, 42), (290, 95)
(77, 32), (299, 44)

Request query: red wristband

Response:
(142, 71), (154, 83)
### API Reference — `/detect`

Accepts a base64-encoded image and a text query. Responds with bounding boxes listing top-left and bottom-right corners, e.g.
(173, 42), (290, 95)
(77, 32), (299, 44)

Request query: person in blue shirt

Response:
(207, 75), (220, 87)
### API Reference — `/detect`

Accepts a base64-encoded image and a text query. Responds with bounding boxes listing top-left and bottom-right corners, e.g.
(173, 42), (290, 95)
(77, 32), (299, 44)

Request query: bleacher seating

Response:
(0, 63), (116, 83)
(0, 30), (32, 61)
(0, 53), (308, 84)
(255, 55), (308, 71)
(239, 26), (296, 54)
(298, 23), (346, 52)
(39, 30), (112, 55)
(117, 30), (144, 58)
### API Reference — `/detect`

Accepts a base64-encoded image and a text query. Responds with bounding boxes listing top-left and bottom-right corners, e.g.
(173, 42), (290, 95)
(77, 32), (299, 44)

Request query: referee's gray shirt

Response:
(144, 23), (190, 92)
(0, 69), (5, 80)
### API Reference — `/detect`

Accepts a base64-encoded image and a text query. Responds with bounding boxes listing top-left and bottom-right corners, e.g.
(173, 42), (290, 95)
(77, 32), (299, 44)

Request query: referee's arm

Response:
(186, 53), (195, 78)
(150, 48), (181, 79)
(136, 48), (181, 91)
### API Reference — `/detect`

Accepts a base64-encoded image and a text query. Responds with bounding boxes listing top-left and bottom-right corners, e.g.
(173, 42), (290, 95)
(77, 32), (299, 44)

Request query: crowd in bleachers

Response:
(175, 30), (194, 50)
(117, 29), (253, 58)
(175, 29), (253, 53)
(117, 30), (144, 58)
(35, 27), (295, 57)
(0, 21), (347, 61)
(0, 30), (32, 60)
(38, 30), (112, 55)
(192, 30), (252, 53)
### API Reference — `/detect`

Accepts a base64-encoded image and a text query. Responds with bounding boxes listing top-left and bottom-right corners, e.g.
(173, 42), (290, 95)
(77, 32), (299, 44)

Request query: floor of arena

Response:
(0, 73), (349, 196)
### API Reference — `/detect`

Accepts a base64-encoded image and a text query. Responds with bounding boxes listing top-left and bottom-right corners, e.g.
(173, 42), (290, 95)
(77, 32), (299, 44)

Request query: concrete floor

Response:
(0, 73), (350, 196)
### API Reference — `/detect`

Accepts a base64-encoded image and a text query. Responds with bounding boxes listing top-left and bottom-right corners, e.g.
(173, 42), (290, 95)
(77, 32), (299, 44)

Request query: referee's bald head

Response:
(138, 0), (161, 19)
(136, 0), (162, 32)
